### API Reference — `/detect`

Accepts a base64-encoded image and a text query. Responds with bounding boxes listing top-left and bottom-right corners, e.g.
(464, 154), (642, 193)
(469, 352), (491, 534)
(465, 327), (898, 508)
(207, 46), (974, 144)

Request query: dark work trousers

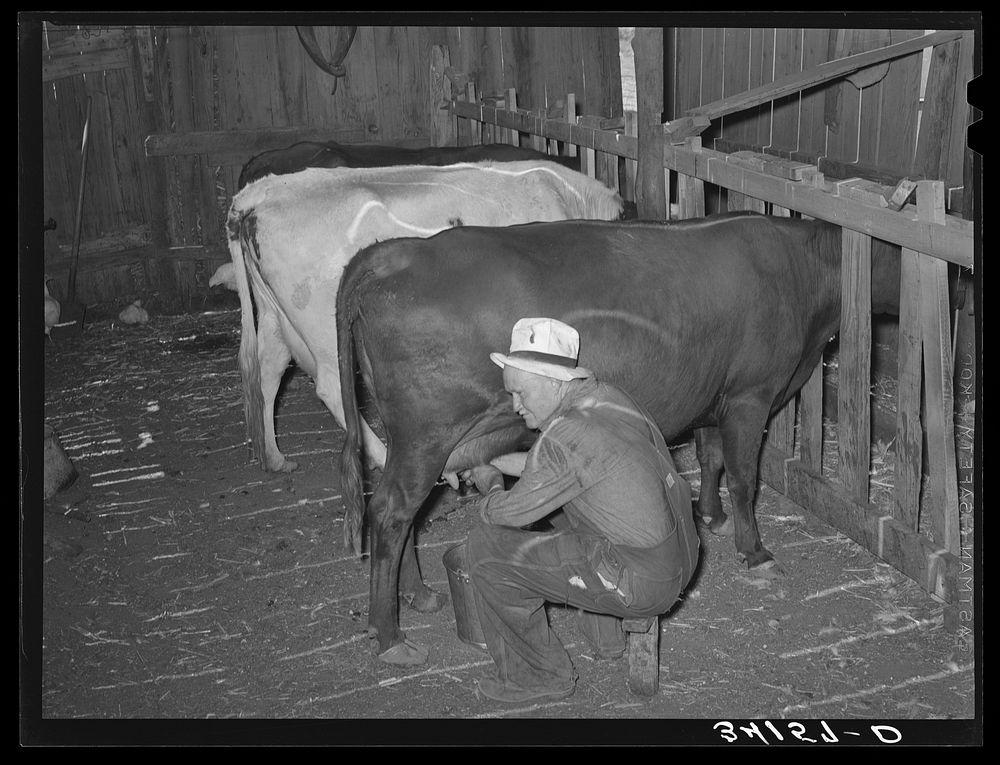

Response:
(466, 514), (690, 692)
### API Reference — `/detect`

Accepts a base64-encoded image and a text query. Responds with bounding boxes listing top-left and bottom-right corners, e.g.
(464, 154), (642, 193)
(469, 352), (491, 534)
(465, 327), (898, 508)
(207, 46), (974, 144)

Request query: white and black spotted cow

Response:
(226, 161), (623, 476)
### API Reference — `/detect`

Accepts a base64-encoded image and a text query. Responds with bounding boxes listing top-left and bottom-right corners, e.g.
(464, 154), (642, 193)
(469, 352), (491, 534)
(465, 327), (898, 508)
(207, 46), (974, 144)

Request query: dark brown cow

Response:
(336, 212), (901, 663)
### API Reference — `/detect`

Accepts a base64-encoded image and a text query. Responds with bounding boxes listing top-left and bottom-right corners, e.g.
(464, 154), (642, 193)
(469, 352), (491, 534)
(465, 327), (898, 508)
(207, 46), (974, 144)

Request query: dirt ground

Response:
(28, 308), (977, 744)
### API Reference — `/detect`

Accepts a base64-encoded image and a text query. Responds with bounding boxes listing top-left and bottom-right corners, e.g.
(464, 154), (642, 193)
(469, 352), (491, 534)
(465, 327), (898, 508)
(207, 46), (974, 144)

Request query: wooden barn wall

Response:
(42, 25), (153, 257)
(669, 27), (973, 201)
(41, 23), (622, 298)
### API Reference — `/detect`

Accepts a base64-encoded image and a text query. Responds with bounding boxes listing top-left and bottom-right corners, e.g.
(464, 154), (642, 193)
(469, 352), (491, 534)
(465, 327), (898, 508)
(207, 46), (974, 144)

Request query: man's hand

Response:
(459, 464), (504, 495)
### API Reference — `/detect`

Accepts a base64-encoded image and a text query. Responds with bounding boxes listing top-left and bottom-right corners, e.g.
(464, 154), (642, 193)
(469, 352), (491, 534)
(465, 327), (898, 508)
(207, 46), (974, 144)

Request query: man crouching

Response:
(462, 317), (700, 704)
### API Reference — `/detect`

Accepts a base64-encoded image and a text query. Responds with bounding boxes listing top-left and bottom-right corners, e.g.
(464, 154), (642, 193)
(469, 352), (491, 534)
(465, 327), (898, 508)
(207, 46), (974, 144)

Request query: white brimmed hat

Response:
(490, 317), (593, 382)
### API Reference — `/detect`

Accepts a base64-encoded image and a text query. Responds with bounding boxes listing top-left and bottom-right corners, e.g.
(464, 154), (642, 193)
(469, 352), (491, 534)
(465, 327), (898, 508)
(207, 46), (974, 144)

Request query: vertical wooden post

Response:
(465, 82), (481, 145)
(916, 181), (960, 557)
(429, 45), (455, 148)
(893, 247), (923, 529)
(837, 228), (873, 505)
(798, 359), (825, 473)
(602, 150), (620, 197)
(633, 27), (667, 220)
(138, 26), (169, 248)
(623, 111), (638, 204)
(565, 93), (577, 158)
(676, 138), (705, 219)
(582, 145), (597, 179)
(531, 108), (546, 153)
(506, 87), (519, 147)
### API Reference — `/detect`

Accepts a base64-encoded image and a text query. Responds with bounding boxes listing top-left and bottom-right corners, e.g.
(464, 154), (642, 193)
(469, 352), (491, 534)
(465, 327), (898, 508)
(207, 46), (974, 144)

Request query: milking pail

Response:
(443, 543), (487, 650)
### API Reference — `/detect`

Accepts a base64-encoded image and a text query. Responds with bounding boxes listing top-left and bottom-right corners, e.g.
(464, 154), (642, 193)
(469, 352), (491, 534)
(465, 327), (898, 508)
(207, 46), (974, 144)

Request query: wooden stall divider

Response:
(837, 228), (874, 505)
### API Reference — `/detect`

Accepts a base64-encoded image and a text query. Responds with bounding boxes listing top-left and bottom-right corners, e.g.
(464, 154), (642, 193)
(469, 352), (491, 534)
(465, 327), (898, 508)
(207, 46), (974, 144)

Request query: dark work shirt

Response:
(480, 377), (691, 548)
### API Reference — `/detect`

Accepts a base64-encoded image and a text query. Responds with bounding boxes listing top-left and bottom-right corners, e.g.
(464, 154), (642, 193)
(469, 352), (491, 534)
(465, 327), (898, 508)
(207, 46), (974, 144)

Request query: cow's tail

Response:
(336, 257), (371, 557)
(226, 205), (267, 469)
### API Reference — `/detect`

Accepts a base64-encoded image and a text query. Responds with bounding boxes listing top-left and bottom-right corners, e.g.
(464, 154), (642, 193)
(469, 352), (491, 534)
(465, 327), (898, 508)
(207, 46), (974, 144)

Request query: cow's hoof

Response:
(377, 637), (429, 666)
(401, 586), (449, 614)
(746, 558), (785, 580)
(269, 458), (299, 473)
(702, 514), (734, 537)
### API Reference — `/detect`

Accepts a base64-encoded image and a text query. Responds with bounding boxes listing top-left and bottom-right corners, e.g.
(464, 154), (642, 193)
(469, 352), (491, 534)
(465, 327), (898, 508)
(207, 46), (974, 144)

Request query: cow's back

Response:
(341, 215), (842, 453)
(238, 140), (581, 189)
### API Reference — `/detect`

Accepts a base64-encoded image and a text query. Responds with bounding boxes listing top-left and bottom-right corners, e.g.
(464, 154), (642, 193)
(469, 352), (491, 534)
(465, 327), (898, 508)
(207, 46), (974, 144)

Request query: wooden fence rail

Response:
(450, 89), (972, 620)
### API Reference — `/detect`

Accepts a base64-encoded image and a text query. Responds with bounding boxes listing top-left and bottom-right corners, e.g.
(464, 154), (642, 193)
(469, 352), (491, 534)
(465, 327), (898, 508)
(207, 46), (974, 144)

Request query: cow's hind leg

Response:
(258, 308), (297, 472)
(366, 452), (443, 665)
(718, 395), (782, 574)
(694, 426), (732, 536)
(398, 525), (448, 613)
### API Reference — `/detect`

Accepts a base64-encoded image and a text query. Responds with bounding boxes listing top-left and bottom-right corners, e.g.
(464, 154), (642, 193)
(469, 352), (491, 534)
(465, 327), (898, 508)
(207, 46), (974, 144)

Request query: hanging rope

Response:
(295, 26), (357, 95)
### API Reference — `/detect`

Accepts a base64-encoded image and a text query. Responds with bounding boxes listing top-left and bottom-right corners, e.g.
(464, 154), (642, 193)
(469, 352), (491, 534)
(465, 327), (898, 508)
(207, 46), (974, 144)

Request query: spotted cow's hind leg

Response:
(257, 307), (296, 472)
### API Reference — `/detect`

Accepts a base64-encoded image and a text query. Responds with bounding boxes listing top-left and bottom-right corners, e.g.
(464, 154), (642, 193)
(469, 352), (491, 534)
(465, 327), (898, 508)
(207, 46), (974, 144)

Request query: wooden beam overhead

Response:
(686, 30), (965, 123)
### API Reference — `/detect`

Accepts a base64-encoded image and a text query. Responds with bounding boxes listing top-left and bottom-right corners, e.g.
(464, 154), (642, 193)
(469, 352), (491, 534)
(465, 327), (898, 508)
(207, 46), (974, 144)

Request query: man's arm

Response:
(489, 452), (529, 477)
(479, 424), (586, 528)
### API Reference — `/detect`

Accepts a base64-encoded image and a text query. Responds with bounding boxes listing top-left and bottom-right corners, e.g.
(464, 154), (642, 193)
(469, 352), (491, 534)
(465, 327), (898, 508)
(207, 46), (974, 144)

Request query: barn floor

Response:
(36, 309), (975, 738)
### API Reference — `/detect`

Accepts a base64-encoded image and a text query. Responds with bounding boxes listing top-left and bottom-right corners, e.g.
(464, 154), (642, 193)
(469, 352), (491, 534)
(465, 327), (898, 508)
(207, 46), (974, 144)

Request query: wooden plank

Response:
(373, 26), (404, 143)
(340, 25), (380, 141)
(679, 144), (973, 268)
(501, 27), (529, 108)
(727, 188), (766, 214)
(797, 28), (830, 159)
(673, 28), (703, 117)
(754, 27), (775, 149)
(855, 29), (892, 170)
(824, 29), (867, 166)
(769, 28), (802, 152)
(103, 67), (145, 231)
(721, 28), (753, 147)
(837, 228), (873, 505)
(459, 103), (973, 266)
(699, 28), (725, 146)
(676, 139), (705, 220)
(916, 181), (960, 556)
(944, 32), (975, 193)
(770, 455), (959, 603)
(145, 126), (371, 158)
(634, 27), (666, 220)
(43, 45), (130, 82)
(548, 28), (585, 122)
(506, 88), (519, 146)
(188, 26), (222, 246)
(141, 26), (170, 248)
(911, 35), (961, 179)
(53, 73), (94, 241)
(275, 26), (307, 128)
(876, 30), (923, 176)
(688, 31), (962, 124)
(42, 79), (74, 243)
(798, 358), (825, 473)
(166, 27), (199, 246)
(43, 27), (132, 81)
(623, 111), (638, 203)
(597, 25), (624, 120)
(429, 44), (455, 148)
(401, 27), (430, 143)
(893, 247), (923, 530)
